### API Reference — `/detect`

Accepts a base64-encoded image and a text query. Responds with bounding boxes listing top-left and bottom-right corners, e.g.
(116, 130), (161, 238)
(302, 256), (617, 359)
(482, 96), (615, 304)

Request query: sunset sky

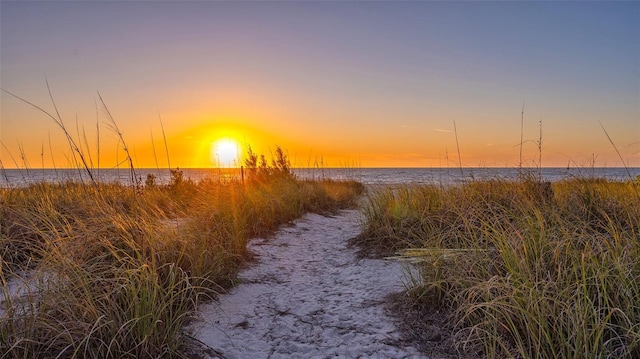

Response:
(1, 1), (638, 169)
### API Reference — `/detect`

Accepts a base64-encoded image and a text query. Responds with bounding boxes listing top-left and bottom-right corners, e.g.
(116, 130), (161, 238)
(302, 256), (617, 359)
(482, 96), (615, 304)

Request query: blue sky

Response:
(1, 1), (638, 168)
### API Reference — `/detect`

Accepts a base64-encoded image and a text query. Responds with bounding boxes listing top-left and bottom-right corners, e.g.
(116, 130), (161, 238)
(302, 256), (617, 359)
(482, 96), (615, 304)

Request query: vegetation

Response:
(0, 151), (363, 358)
(357, 175), (640, 358)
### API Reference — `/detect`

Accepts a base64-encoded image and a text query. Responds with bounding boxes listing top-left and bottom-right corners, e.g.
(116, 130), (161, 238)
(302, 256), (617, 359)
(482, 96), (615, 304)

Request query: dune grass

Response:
(357, 174), (640, 358)
(1, 164), (363, 358)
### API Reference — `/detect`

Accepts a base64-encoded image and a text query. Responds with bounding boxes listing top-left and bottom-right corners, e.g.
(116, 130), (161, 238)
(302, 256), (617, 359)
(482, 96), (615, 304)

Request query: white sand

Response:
(188, 209), (426, 359)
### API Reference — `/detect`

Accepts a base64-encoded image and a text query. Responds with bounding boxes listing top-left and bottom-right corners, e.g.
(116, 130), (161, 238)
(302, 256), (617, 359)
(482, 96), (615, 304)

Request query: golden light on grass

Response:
(0, 153), (365, 357)
(211, 138), (241, 167)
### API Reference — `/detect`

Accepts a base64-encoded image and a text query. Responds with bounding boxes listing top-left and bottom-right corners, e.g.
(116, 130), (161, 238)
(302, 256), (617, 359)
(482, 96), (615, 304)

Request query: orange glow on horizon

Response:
(0, 109), (638, 169)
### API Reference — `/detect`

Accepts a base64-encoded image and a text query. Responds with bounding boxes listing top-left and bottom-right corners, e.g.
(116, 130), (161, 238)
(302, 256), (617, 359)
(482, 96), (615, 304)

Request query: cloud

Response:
(433, 128), (453, 133)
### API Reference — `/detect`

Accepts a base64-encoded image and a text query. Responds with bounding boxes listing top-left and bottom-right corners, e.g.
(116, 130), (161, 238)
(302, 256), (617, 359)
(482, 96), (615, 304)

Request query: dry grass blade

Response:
(0, 85), (96, 184)
(1, 147), (363, 358)
(359, 177), (640, 358)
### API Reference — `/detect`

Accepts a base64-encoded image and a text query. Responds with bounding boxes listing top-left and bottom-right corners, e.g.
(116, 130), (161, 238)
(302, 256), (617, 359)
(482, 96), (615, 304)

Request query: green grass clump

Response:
(358, 176), (640, 358)
(1, 167), (362, 358)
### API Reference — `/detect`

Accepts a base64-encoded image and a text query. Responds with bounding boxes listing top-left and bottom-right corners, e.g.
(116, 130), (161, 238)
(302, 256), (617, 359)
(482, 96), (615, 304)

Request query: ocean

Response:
(1, 167), (638, 188)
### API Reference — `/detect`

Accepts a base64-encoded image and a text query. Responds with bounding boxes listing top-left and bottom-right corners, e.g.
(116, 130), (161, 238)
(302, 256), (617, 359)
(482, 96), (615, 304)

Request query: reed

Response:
(358, 175), (640, 358)
(1, 156), (363, 358)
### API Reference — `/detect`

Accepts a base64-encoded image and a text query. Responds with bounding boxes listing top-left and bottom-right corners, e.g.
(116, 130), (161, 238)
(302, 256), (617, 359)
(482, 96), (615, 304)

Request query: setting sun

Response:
(211, 139), (240, 167)
(1, 1), (638, 170)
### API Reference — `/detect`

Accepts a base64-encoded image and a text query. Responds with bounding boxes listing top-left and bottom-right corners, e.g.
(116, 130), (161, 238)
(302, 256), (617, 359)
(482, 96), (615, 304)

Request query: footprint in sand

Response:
(188, 209), (427, 359)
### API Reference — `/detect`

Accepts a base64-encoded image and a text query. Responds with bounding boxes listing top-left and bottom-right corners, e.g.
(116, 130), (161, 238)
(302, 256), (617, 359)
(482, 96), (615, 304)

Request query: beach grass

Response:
(357, 174), (640, 358)
(0, 164), (363, 358)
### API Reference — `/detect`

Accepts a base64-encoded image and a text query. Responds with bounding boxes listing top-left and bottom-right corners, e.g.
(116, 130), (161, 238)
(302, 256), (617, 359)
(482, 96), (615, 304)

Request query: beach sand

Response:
(187, 209), (427, 358)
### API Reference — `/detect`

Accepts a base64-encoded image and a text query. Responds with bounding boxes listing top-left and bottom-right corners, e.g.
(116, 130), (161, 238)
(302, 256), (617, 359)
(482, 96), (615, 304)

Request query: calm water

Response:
(1, 167), (638, 188)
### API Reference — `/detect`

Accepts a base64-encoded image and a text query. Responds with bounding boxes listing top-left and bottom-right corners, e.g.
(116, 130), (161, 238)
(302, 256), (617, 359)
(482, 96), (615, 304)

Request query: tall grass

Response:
(357, 175), (640, 358)
(1, 161), (363, 358)
(1, 89), (364, 357)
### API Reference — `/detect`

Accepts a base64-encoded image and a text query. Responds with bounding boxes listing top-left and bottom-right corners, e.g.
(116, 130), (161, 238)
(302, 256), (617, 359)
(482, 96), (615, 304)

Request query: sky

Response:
(1, 1), (639, 169)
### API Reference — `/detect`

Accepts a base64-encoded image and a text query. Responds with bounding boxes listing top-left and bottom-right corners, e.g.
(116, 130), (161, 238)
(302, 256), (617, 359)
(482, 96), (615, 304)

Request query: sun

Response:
(211, 138), (240, 167)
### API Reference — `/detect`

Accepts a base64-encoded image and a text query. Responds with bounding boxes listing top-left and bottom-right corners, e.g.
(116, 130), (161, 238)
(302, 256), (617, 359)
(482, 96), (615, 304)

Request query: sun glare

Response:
(211, 139), (240, 167)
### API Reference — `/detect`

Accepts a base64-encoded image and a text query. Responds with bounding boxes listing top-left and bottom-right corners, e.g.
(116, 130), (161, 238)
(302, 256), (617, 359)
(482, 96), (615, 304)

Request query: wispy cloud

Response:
(433, 128), (453, 134)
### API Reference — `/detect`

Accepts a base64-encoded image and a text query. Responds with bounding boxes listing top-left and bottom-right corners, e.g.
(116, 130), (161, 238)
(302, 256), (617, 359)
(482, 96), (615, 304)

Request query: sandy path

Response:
(189, 209), (425, 359)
